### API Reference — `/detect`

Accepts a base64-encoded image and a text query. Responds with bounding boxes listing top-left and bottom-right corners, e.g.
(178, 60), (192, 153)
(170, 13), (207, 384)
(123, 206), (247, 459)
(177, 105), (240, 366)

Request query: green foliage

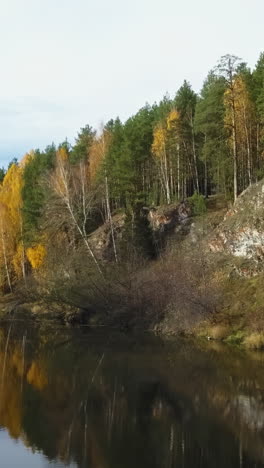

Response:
(105, 107), (155, 209)
(195, 73), (230, 193)
(8, 157), (18, 169)
(252, 52), (264, 118)
(70, 125), (95, 164)
(224, 331), (245, 345)
(104, 117), (128, 201)
(175, 80), (197, 117)
(152, 93), (173, 123)
(174, 80), (197, 145)
(22, 148), (55, 243)
(189, 192), (207, 216)
(0, 167), (5, 183)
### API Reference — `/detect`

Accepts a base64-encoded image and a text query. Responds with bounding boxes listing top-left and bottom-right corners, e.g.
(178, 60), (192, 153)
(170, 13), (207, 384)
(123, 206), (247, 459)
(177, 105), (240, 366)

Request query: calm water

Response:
(0, 320), (264, 468)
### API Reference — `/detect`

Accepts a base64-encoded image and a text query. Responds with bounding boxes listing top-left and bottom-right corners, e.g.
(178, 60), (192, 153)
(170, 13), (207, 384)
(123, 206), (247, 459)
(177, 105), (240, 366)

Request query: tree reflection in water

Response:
(0, 321), (264, 468)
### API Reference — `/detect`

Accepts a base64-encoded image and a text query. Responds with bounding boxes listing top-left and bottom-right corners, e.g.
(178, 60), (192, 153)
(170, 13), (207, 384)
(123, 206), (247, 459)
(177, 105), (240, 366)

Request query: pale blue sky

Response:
(0, 0), (263, 167)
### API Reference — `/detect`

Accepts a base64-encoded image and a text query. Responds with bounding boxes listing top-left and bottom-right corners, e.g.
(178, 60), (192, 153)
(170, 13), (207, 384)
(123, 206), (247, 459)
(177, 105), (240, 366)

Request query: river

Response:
(0, 319), (264, 467)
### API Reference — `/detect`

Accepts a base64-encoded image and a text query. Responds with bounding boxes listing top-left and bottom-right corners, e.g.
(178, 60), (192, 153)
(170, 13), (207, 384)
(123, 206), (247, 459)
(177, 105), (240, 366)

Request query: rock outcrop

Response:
(89, 213), (126, 261)
(88, 201), (192, 260)
(209, 180), (264, 266)
(147, 201), (191, 232)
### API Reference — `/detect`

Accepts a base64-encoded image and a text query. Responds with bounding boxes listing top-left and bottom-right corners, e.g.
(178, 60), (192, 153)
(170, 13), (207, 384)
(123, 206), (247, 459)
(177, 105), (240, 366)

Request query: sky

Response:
(0, 0), (263, 167)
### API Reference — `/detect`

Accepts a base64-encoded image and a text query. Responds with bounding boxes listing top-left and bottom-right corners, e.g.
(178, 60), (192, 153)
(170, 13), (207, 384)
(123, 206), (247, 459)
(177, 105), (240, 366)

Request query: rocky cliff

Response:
(88, 201), (192, 260)
(209, 180), (264, 268)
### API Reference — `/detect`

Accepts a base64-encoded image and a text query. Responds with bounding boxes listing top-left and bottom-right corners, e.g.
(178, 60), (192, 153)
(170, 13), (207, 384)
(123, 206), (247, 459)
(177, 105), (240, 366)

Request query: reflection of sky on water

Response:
(0, 429), (77, 468)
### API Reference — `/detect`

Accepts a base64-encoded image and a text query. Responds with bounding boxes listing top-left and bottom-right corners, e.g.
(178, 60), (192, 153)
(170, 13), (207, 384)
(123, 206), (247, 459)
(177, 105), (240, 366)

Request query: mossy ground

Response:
(196, 272), (264, 348)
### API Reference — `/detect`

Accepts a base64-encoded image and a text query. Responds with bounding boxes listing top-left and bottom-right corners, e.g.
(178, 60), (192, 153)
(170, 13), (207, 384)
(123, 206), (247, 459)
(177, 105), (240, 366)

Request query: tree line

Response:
(0, 53), (264, 293)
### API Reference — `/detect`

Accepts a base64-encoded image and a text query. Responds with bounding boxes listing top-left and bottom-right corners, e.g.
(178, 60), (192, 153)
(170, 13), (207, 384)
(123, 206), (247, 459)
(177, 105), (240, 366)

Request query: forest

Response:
(0, 52), (264, 319)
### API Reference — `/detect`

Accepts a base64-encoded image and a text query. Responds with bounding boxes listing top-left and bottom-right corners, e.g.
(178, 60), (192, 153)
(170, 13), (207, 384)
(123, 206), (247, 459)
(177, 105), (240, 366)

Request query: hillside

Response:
(0, 51), (264, 349)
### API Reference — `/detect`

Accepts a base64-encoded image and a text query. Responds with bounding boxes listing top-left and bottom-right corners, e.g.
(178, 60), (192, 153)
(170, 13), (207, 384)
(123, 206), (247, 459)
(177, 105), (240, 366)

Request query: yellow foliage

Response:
(56, 147), (68, 162)
(26, 244), (46, 269)
(224, 75), (254, 135)
(27, 361), (48, 390)
(0, 351), (22, 439)
(224, 73), (257, 190)
(152, 125), (166, 159)
(244, 333), (264, 350)
(89, 131), (111, 182)
(0, 163), (25, 286)
(2, 164), (23, 225)
(167, 109), (180, 130)
(12, 243), (25, 278)
(20, 151), (34, 168)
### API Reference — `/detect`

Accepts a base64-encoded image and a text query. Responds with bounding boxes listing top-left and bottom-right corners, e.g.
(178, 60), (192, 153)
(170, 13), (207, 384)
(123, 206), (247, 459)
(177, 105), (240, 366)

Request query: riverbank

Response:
(1, 182), (264, 349)
(1, 282), (264, 351)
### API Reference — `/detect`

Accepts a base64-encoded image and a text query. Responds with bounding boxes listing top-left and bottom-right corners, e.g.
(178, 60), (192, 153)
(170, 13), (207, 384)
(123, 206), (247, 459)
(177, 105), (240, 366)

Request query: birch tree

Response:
(90, 128), (118, 263)
(50, 148), (103, 276)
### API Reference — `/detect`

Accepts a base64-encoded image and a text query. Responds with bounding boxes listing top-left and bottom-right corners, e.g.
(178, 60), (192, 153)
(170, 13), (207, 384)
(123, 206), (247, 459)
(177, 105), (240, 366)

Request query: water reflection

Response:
(0, 321), (264, 467)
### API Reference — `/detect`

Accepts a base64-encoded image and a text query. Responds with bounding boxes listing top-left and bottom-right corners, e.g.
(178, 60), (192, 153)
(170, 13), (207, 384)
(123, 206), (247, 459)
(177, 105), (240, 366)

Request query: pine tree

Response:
(195, 73), (229, 196)
(174, 81), (199, 194)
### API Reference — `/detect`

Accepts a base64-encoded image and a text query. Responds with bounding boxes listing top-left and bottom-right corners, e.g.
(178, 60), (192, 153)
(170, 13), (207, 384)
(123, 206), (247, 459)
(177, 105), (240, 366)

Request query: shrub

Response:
(189, 192), (207, 216)
(224, 330), (245, 345)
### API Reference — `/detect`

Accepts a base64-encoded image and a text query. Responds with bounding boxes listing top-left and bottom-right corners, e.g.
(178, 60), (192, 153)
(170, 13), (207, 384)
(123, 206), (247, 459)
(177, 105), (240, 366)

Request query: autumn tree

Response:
(152, 123), (171, 203)
(0, 201), (13, 292)
(48, 147), (103, 275)
(216, 55), (244, 200)
(0, 163), (26, 289)
(166, 109), (186, 200)
(89, 127), (118, 262)
(232, 73), (256, 187)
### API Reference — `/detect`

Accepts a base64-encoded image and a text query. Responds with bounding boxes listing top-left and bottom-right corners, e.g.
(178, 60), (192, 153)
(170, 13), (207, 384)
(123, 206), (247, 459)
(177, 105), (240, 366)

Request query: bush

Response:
(224, 330), (245, 345)
(189, 192), (207, 216)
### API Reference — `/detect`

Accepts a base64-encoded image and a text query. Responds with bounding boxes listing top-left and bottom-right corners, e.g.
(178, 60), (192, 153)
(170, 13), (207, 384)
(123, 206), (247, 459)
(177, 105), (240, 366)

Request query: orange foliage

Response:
(26, 244), (46, 269)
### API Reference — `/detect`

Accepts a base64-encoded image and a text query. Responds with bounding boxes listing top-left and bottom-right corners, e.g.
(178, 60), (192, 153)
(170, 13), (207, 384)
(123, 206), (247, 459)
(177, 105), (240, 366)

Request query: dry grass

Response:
(243, 333), (264, 350)
(207, 325), (230, 340)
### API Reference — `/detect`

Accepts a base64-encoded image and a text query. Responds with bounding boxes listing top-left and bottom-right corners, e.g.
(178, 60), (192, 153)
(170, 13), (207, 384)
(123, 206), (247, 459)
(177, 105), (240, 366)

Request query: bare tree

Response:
(49, 149), (103, 276)
(90, 127), (118, 263)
